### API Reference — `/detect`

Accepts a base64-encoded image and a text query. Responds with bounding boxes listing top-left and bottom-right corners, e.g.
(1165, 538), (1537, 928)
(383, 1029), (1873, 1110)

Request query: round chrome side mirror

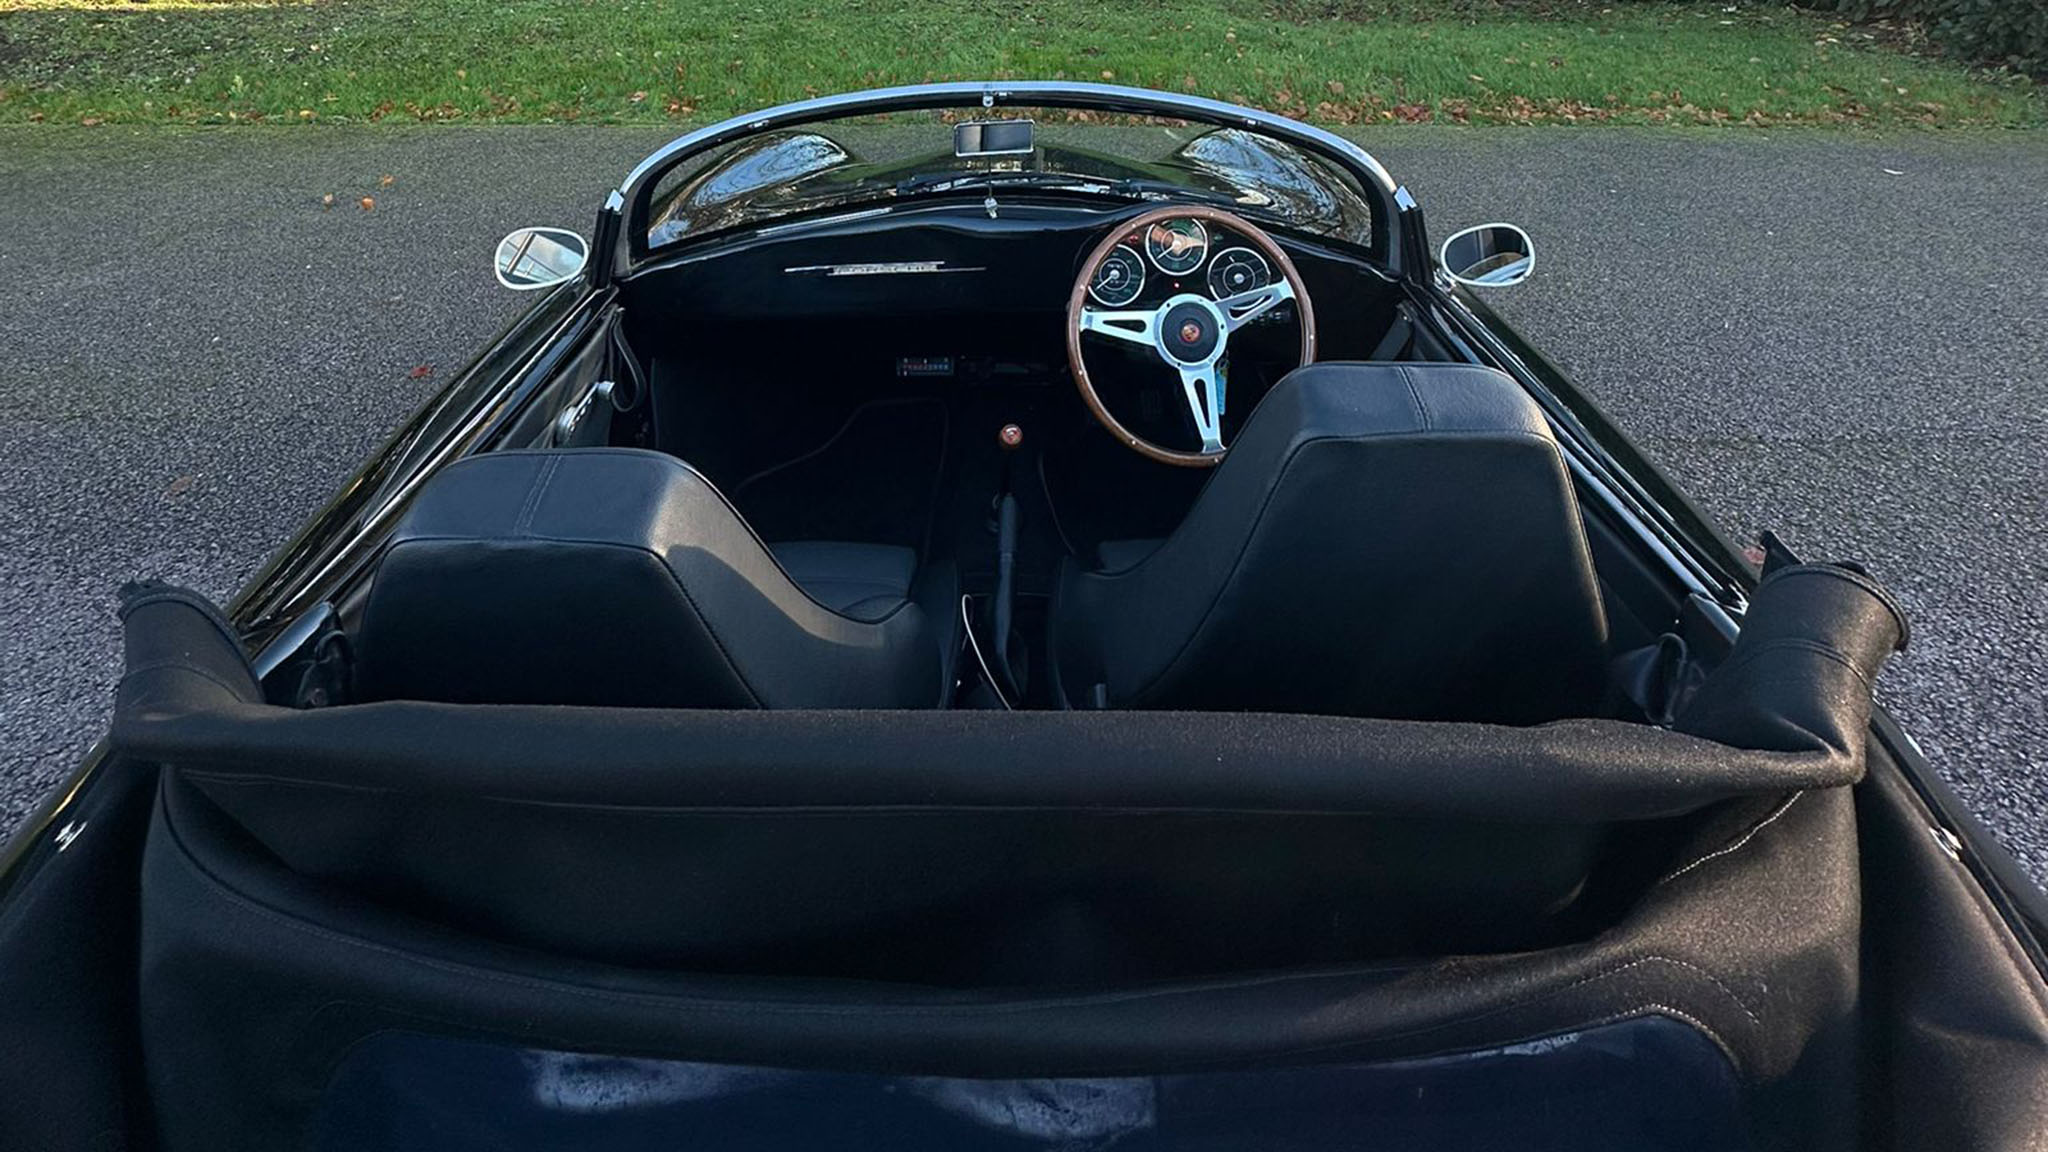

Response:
(1438, 223), (1534, 288)
(493, 227), (589, 290)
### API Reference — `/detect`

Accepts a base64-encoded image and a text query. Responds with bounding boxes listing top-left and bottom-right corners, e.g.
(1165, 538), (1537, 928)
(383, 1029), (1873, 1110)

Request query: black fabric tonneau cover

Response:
(106, 564), (1918, 1152)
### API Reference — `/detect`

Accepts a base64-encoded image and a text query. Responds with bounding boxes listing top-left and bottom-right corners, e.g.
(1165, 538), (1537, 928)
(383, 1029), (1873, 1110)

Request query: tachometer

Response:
(1206, 246), (1273, 298)
(1088, 243), (1146, 307)
(1144, 218), (1209, 276)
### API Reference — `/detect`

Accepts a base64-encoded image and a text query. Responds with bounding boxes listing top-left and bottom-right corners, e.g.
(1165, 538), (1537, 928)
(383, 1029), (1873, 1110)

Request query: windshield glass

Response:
(645, 107), (1376, 251)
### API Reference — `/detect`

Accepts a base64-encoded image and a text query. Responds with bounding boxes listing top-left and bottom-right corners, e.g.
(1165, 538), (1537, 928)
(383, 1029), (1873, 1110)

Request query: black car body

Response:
(2, 83), (2044, 1151)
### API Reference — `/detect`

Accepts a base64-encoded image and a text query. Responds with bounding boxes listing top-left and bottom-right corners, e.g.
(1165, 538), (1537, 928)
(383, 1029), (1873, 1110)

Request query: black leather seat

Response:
(1052, 363), (1610, 723)
(767, 541), (920, 620)
(353, 448), (956, 708)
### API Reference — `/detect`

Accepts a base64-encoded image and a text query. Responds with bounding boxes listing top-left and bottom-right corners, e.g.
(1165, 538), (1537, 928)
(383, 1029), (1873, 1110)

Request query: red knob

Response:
(998, 423), (1024, 449)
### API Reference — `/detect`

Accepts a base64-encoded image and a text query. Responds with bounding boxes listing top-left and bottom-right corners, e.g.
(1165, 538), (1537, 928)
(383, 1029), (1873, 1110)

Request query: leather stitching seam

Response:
(1655, 792), (1804, 887)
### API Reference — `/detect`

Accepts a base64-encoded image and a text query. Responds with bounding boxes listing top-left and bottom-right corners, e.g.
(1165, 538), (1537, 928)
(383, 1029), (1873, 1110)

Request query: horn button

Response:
(1158, 299), (1222, 365)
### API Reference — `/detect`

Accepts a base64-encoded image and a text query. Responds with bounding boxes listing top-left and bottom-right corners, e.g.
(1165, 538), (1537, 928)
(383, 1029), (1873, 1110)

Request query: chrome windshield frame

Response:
(611, 81), (1406, 274)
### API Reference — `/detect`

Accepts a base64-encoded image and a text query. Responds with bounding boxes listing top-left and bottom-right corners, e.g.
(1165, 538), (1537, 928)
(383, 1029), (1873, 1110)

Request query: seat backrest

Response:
(1054, 363), (1609, 723)
(353, 448), (941, 708)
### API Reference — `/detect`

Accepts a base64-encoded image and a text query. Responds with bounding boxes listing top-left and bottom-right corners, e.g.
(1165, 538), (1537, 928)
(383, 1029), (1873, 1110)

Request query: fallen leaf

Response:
(628, 91), (648, 103)
(378, 174), (394, 188)
(80, 117), (102, 127)
(408, 364), (434, 379)
(163, 475), (196, 499)
(359, 196), (376, 211)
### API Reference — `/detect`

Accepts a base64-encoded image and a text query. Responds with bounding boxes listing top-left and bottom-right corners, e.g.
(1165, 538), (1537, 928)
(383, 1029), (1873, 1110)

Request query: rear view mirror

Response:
(954, 119), (1035, 157)
(494, 227), (589, 291)
(1439, 223), (1534, 288)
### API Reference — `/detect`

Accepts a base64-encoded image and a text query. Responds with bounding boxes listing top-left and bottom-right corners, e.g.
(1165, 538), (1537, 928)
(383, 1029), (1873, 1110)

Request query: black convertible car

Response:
(3, 83), (2044, 1151)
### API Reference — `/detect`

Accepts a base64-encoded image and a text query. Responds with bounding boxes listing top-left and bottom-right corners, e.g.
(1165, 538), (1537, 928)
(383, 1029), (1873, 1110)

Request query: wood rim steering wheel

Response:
(1066, 204), (1317, 467)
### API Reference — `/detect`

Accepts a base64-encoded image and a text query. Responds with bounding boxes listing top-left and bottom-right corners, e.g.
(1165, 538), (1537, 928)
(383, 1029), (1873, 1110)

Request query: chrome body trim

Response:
(250, 599), (335, 683)
(782, 261), (986, 277)
(1423, 290), (1732, 604)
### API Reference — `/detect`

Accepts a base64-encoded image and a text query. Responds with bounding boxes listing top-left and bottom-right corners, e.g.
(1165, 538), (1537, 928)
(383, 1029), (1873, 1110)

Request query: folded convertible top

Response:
(107, 562), (1908, 985)
(113, 562), (1906, 826)
(110, 563), (1909, 1152)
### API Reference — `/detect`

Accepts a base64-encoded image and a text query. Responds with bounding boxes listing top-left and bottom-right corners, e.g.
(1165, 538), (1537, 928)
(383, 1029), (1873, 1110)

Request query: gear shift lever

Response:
(991, 424), (1024, 695)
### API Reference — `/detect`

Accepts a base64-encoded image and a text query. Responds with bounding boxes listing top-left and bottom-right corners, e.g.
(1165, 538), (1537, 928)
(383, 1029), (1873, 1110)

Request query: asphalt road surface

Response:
(2, 125), (2043, 882)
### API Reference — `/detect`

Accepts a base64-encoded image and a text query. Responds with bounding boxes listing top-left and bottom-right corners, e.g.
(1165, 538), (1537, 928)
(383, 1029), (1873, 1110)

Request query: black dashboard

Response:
(620, 197), (1410, 353)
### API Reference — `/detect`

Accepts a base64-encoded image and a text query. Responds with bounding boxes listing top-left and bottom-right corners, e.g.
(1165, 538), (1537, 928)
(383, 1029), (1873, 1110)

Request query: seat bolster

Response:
(769, 542), (919, 620)
(1094, 538), (1165, 574)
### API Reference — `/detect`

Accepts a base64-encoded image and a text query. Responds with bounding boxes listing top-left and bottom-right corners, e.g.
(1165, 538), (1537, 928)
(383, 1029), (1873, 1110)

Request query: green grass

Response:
(0, 0), (2037, 127)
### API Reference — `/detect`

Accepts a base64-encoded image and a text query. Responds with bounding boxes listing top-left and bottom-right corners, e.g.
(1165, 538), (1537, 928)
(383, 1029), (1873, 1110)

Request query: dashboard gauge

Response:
(1144, 217), (1209, 276)
(1088, 243), (1146, 307)
(1206, 246), (1273, 298)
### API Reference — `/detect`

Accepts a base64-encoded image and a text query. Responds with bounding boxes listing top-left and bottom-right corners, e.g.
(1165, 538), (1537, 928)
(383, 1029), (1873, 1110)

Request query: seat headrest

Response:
(352, 449), (939, 708)
(1233, 361), (1560, 459)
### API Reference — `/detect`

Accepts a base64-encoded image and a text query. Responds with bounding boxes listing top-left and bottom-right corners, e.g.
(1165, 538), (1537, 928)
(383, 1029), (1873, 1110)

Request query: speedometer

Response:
(1144, 218), (1209, 276)
(1088, 243), (1146, 307)
(1206, 247), (1272, 298)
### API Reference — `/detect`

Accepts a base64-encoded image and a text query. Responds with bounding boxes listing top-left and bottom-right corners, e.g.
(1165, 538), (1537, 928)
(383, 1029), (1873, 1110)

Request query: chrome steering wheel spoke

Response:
(1089, 295), (1233, 455)
(1216, 278), (1295, 331)
(1079, 308), (1158, 347)
(1177, 361), (1227, 456)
